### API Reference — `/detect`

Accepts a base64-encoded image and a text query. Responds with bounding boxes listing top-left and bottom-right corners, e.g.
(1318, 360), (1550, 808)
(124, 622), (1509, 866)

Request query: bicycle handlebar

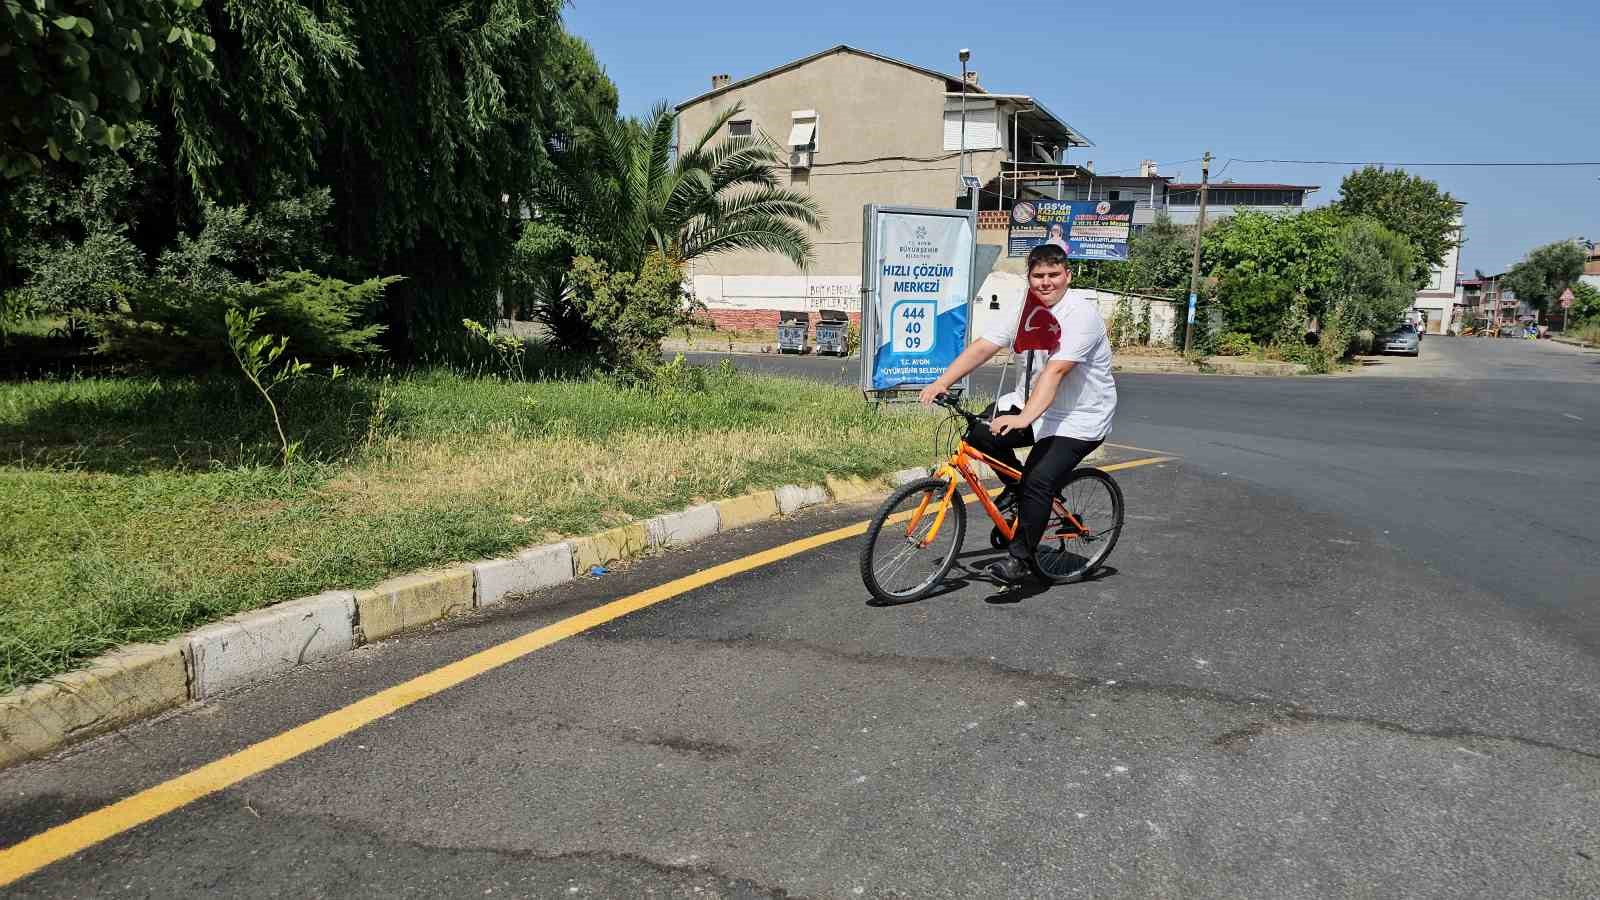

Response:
(932, 393), (983, 425)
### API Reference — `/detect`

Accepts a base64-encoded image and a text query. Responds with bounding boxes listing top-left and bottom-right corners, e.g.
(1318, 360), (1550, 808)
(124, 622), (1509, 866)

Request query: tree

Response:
(1, 0), (213, 177)
(1501, 240), (1586, 312)
(526, 100), (823, 352)
(1203, 208), (1346, 306)
(1216, 272), (1295, 344)
(317, 0), (567, 348)
(164, 0), (358, 202)
(1569, 281), (1600, 324)
(1076, 214), (1193, 299)
(540, 100), (823, 273)
(1326, 218), (1417, 335)
(1334, 166), (1459, 285)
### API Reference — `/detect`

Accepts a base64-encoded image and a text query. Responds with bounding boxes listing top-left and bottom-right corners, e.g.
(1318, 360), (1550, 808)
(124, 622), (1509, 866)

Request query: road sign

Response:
(1559, 287), (1575, 309)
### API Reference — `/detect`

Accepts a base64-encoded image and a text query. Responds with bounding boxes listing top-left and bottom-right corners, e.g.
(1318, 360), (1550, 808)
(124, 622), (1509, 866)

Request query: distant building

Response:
(1413, 211), (1464, 334)
(675, 45), (1092, 329)
(1581, 243), (1600, 292)
(1163, 182), (1318, 225)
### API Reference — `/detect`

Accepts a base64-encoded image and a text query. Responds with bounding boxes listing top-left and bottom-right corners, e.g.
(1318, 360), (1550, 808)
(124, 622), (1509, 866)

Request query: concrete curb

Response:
(0, 466), (924, 768)
(0, 641), (187, 769)
(473, 542), (576, 608)
(187, 591), (358, 700)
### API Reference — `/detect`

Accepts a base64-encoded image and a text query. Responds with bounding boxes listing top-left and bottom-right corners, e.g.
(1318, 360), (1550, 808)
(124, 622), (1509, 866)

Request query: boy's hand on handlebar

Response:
(989, 414), (1028, 436)
(917, 383), (947, 407)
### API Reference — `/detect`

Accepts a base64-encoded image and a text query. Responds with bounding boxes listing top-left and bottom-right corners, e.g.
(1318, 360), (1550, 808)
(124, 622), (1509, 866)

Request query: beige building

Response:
(675, 45), (1091, 330)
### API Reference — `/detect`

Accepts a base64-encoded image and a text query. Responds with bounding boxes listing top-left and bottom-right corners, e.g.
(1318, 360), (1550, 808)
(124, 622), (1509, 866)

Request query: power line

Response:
(1230, 159), (1600, 167)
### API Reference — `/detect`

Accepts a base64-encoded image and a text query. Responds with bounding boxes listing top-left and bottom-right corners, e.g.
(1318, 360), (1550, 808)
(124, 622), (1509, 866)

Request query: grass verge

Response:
(1, 364), (944, 691)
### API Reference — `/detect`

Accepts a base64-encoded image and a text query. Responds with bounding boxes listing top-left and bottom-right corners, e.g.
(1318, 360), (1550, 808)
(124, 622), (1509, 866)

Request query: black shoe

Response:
(988, 556), (1033, 585)
(995, 485), (1019, 514)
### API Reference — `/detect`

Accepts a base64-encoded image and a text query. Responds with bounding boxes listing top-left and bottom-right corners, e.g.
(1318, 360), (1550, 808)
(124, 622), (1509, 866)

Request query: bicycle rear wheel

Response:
(859, 477), (967, 604)
(1032, 467), (1124, 584)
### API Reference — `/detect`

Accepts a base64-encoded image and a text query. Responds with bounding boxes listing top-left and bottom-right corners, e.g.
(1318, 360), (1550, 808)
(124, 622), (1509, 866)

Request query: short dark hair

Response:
(1026, 242), (1070, 272)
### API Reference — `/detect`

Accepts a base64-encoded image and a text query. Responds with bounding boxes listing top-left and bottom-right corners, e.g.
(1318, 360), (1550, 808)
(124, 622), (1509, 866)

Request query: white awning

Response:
(787, 121), (815, 147)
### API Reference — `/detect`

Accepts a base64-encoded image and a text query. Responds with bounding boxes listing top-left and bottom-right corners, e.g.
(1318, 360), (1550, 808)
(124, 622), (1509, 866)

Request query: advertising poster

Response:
(1007, 200), (1136, 260)
(866, 211), (975, 390)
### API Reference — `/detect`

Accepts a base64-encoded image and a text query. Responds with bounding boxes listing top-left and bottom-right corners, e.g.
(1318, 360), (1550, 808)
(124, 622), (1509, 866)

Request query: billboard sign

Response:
(1007, 199), (1137, 260)
(860, 205), (977, 393)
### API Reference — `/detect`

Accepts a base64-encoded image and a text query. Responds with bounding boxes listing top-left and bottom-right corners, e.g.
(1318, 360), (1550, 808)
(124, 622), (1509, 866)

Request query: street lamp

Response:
(958, 48), (973, 210)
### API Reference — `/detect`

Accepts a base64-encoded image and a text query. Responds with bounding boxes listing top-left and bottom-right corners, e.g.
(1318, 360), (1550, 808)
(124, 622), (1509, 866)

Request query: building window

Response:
(1108, 190), (1120, 201)
(730, 120), (752, 137)
(788, 110), (817, 151)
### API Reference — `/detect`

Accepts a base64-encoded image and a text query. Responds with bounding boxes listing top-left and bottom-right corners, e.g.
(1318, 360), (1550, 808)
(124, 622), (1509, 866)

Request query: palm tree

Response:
(520, 100), (823, 354)
(540, 100), (823, 272)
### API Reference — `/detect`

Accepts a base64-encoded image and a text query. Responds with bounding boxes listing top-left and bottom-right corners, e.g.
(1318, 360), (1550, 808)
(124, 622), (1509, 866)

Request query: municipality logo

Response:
(915, 225), (928, 240)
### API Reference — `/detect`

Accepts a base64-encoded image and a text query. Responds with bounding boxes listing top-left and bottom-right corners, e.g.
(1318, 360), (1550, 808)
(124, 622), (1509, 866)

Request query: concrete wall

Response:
(677, 49), (1006, 321)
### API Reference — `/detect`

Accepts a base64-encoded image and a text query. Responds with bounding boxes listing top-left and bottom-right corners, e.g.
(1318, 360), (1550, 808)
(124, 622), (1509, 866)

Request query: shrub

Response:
(1216, 272), (1296, 345)
(15, 229), (145, 319)
(567, 250), (701, 374)
(96, 272), (396, 370)
(1, 291), (39, 343)
(1214, 332), (1257, 357)
(156, 189), (340, 295)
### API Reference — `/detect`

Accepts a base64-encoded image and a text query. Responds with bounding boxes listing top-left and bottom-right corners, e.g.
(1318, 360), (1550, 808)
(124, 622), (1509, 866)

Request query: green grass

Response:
(1, 364), (947, 691)
(1568, 321), (1600, 347)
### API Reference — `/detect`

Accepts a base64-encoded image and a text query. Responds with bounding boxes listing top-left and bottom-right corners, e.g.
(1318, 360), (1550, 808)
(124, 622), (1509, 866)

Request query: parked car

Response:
(1376, 323), (1421, 356)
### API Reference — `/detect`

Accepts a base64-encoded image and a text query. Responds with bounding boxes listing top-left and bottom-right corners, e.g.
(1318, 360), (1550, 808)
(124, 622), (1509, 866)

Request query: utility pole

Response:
(958, 48), (975, 210)
(1183, 151), (1213, 354)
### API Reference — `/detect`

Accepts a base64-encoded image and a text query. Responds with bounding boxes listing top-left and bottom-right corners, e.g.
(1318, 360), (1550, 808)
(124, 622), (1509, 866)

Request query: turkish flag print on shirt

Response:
(1013, 289), (1061, 353)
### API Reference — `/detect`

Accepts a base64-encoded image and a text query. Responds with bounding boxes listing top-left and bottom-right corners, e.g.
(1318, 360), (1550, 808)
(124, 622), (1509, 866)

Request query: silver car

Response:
(1377, 324), (1420, 356)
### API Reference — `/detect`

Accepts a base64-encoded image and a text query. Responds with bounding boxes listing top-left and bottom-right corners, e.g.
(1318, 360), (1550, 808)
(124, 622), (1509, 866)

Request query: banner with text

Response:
(1007, 200), (1136, 260)
(867, 211), (974, 390)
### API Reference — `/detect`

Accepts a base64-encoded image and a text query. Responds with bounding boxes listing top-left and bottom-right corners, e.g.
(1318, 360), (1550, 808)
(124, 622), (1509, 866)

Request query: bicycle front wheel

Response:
(1032, 467), (1124, 584)
(859, 477), (967, 604)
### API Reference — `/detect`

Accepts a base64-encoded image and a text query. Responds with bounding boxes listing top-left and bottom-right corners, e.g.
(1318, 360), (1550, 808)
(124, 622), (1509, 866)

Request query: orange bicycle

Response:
(859, 394), (1124, 603)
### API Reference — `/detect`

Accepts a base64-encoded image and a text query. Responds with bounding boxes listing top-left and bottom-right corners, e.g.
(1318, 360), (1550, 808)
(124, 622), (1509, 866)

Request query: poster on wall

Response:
(859, 205), (977, 393)
(1007, 200), (1136, 260)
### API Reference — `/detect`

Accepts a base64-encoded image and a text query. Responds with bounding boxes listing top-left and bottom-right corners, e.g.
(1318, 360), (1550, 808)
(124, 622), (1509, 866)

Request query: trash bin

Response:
(814, 309), (850, 356)
(777, 311), (810, 354)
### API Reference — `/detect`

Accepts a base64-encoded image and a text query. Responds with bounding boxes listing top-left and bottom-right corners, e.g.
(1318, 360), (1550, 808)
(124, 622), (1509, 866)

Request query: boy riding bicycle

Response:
(917, 242), (1117, 584)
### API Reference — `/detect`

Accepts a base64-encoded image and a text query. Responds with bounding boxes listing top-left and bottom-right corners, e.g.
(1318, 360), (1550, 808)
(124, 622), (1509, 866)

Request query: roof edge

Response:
(676, 45), (967, 111)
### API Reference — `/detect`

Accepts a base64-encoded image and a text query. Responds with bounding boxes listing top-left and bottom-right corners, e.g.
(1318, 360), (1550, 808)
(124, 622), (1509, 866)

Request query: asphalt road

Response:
(3, 337), (1597, 898)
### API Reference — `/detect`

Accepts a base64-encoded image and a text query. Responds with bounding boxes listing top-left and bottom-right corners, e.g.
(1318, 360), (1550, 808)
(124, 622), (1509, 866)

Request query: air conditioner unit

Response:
(789, 149), (812, 170)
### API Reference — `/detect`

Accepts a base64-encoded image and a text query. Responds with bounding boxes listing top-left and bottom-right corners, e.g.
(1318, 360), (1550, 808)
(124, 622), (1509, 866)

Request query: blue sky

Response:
(567, 0), (1595, 276)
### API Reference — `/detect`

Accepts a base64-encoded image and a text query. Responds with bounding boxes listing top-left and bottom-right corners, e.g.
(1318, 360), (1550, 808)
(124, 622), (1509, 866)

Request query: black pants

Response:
(968, 405), (1103, 562)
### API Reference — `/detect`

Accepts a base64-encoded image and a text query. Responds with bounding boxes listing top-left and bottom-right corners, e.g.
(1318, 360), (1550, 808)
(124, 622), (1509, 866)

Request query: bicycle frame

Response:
(903, 438), (1087, 550)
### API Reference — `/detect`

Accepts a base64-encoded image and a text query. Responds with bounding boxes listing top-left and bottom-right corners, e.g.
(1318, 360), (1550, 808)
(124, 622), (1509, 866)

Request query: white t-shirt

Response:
(981, 294), (1117, 441)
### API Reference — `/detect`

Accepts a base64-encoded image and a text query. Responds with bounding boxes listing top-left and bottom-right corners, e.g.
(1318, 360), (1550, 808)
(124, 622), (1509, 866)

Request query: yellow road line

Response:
(0, 457), (1166, 887)
(1104, 440), (1181, 459)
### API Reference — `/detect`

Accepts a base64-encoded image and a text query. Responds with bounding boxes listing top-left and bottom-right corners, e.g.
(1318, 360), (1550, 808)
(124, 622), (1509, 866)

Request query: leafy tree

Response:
(1568, 281), (1600, 323)
(1127, 215), (1195, 296)
(1334, 166), (1459, 285)
(539, 31), (619, 160)
(1203, 208), (1345, 306)
(166, 0), (357, 201)
(318, 0), (566, 348)
(1075, 215), (1193, 299)
(1, 0), (213, 177)
(1501, 240), (1586, 311)
(1326, 218), (1417, 335)
(1215, 272), (1295, 344)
